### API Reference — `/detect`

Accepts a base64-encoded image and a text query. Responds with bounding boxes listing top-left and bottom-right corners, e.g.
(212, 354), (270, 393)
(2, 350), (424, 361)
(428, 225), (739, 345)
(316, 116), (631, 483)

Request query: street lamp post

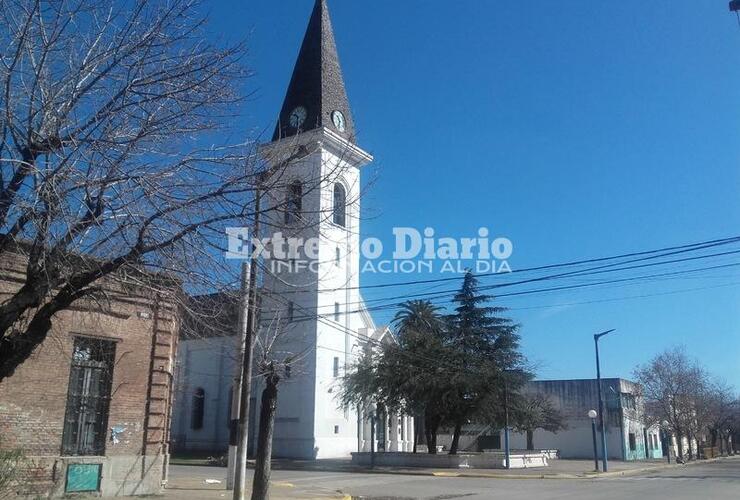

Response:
(594, 329), (615, 473)
(504, 383), (510, 469)
(588, 410), (599, 472)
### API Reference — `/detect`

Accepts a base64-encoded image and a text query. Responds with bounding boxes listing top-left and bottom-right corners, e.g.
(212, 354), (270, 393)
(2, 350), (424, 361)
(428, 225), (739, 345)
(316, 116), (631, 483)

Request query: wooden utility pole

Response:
(231, 189), (262, 500)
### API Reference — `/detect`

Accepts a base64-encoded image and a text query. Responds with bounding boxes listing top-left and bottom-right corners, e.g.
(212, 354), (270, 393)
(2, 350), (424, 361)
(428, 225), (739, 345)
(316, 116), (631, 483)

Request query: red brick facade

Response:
(0, 252), (179, 497)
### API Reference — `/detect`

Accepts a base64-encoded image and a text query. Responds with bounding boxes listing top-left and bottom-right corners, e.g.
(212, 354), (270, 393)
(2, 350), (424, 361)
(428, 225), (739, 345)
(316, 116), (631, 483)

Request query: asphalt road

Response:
(167, 458), (740, 499)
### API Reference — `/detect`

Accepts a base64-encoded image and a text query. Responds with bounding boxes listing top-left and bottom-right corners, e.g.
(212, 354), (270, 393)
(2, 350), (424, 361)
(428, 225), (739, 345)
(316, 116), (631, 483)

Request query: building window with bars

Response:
(191, 388), (205, 430)
(61, 337), (116, 456)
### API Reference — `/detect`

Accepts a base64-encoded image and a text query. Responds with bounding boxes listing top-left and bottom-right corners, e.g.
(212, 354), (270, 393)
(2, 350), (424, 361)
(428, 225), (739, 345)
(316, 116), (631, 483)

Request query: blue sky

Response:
(207, 1), (740, 387)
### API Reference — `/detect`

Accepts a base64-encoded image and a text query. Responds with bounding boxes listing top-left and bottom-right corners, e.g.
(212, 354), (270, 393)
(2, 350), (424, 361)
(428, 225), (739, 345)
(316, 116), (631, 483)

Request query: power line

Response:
(259, 241), (740, 318)
(504, 281), (740, 311)
(282, 259), (740, 322)
(266, 237), (740, 313)
(187, 236), (740, 376)
(312, 235), (740, 292)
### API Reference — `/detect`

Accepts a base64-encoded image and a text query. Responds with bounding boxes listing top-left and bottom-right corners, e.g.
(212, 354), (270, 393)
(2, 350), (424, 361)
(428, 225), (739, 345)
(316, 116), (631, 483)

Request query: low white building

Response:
(506, 379), (665, 461)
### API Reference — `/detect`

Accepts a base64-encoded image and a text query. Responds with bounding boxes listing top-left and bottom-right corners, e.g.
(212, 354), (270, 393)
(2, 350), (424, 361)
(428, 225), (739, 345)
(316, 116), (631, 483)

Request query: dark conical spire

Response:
(272, 0), (356, 143)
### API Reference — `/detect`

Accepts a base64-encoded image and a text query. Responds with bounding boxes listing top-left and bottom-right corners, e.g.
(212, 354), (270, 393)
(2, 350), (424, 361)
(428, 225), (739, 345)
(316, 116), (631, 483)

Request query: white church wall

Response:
(171, 336), (237, 453)
(311, 146), (364, 459)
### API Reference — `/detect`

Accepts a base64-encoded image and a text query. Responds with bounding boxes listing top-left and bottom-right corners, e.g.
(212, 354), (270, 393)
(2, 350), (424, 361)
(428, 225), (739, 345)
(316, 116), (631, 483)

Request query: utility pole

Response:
(230, 189), (262, 500)
(594, 329), (615, 473)
(227, 263), (249, 490)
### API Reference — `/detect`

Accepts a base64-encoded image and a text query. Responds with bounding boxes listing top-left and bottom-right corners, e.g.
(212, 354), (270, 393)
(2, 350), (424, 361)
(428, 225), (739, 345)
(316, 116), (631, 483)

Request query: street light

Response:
(501, 369), (521, 470)
(588, 409), (599, 472)
(594, 329), (615, 472)
(503, 381), (510, 469)
(662, 420), (671, 464)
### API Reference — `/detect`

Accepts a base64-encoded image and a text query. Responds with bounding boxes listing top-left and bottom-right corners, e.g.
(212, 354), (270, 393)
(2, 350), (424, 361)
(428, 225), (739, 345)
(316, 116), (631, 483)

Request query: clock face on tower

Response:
(331, 110), (346, 132)
(289, 106), (307, 128)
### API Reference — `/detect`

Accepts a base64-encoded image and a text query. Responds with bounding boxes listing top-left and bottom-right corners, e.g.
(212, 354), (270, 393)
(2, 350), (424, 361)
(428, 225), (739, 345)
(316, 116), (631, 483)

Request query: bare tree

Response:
(633, 346), (709, 460)
(248, 310), (310, 500)
(509, 392), (566, 451)
(0, 0), (354, 380)
(700, 381), (738, 456)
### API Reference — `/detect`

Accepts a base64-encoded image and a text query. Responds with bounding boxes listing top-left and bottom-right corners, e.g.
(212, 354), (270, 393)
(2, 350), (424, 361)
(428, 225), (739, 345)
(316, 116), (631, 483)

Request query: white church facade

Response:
(171, 0), (414, 460)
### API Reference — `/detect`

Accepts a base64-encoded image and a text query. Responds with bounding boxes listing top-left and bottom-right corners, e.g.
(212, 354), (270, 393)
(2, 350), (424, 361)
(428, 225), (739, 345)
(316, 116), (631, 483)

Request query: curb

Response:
(584, 455), (736, 479)
(293, 455), (738, 481)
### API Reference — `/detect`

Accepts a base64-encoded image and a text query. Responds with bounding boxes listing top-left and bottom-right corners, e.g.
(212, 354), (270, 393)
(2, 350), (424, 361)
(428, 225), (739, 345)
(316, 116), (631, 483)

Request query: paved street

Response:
(159, 457), (740, 499)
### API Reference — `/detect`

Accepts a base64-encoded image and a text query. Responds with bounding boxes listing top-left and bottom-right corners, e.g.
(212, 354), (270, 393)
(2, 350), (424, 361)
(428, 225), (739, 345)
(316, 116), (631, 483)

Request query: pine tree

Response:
(446, 270), (527, 454)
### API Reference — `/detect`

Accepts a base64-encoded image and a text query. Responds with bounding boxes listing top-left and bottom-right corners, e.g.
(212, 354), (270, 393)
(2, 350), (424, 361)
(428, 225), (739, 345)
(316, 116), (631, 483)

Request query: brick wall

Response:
(0, 251), (179, 497)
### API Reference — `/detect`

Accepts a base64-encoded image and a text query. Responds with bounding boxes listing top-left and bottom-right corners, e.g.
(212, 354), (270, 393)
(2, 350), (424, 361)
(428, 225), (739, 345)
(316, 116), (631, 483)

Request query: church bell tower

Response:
(257, 0), (373, 459)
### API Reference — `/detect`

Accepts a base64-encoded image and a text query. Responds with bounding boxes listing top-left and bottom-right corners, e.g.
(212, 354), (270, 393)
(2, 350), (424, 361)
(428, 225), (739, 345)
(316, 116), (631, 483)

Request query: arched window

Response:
(191, 388), (205, 430)
(333, 183), (346, 227)
(285, 181), (302, 224)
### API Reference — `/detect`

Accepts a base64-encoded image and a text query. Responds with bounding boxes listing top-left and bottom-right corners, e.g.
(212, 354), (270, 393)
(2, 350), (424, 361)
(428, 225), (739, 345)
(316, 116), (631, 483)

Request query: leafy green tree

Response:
(394, 300), (446, 338)
(393, 300), (452, 453)
(341, 273), (529, 456)
(340, 299), (452, 454)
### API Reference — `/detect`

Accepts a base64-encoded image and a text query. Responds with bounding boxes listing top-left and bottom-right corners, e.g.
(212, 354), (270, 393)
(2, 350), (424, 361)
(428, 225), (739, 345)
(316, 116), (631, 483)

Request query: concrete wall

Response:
(351, 452), (548, 469)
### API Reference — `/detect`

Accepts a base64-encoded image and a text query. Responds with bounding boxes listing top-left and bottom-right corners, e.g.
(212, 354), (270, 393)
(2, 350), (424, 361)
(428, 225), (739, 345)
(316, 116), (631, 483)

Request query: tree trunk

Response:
(412, 414), (419, 454)
(677, 432), (685, 461)
(526, 430), (534, 451)
(251, 374), (279, 500)
(449, 421), (462, 455)
(430, 415), (442, 454)
(429, 429), (438, 454)
(424, 412), (440, 454)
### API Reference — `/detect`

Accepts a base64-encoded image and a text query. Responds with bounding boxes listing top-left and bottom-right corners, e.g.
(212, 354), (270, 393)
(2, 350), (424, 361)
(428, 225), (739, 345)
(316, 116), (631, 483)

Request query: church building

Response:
(171, 0), (414, 460)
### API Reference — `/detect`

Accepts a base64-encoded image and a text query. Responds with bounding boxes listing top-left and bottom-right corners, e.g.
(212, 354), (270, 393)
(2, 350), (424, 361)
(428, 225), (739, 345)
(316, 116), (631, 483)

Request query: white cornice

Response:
(260, 127), (373, 168)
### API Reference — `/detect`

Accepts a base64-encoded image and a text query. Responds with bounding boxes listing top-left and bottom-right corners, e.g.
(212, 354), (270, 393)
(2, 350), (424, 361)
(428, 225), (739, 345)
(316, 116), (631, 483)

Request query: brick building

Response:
(0, 250), (179, 497)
